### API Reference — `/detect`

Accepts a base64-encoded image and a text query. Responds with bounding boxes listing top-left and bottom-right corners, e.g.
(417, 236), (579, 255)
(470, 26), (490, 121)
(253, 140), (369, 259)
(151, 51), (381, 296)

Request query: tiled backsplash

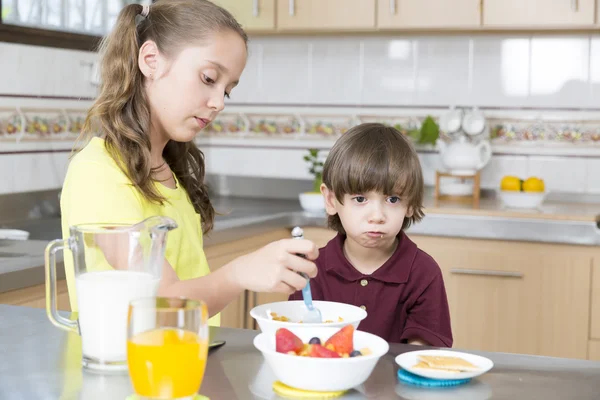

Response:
(2, 34), (600, 108)
(231, 34), (600, 109)
(2, 32), (600, 198)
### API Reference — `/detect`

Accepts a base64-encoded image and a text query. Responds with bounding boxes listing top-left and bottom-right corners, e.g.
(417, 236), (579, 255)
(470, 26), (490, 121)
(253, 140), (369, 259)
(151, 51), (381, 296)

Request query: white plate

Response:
(395, 349), (493, 380)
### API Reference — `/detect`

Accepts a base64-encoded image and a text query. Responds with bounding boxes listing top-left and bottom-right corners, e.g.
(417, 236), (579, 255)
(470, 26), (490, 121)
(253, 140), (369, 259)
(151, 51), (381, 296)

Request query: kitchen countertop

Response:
(1, 192), (599, 294)
(423, 191), (600, 222)
(1, 304), (600, 400)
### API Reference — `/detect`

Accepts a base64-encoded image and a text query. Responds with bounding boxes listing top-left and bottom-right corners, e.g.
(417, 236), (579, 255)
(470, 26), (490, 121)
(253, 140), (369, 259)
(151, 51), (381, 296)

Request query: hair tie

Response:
(140, 5), (150, 18)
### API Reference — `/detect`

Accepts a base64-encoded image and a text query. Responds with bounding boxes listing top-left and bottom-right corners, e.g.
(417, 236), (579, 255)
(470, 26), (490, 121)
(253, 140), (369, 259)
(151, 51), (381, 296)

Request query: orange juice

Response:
(127, 328), (208, 399)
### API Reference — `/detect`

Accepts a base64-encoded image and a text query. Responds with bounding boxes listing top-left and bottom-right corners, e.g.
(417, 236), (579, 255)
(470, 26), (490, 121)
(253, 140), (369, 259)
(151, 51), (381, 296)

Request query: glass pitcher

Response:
(45, 216), (177, 373)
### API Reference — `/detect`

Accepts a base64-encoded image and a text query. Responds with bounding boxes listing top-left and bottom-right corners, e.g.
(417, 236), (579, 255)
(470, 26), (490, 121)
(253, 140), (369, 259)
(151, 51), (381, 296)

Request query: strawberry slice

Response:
(324, 325), (354, 354)
(309, 343), (341, 358)
(275, 328), (304, 354)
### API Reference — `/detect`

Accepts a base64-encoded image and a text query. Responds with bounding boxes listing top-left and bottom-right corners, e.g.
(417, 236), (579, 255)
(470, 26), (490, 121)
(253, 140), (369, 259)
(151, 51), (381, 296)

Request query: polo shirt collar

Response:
(324, 232), (417, 284)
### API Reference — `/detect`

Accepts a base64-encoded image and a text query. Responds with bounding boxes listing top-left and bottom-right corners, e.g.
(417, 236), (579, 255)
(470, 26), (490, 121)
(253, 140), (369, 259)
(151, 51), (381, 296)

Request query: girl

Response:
(60, 0), (318, 325)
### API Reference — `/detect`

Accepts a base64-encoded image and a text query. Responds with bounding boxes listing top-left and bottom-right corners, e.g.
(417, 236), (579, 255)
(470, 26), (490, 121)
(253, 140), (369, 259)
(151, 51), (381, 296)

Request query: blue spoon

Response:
(291, 226), (322, 323)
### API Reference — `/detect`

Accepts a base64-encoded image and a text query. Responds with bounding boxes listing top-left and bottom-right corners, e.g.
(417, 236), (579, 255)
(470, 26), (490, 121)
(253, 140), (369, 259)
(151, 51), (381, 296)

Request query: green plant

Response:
(303, 149), (324, 193)
(393, 115), (439, 145)
(418, 115), (440, 145)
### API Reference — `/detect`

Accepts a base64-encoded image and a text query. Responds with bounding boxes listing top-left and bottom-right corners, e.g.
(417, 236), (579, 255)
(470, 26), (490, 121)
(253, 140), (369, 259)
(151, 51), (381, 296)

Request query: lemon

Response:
(523, 177), (545, 192)
(500, 176), (522, 191)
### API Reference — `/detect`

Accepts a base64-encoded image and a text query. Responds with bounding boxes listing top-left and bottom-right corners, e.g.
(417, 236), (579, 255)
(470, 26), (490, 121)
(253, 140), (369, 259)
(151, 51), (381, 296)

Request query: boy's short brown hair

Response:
(322, 122), (425, 234)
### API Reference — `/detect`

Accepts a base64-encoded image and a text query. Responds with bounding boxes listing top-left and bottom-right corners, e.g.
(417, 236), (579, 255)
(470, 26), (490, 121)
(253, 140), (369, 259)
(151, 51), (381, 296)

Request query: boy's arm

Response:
(401, 272), (453, 348)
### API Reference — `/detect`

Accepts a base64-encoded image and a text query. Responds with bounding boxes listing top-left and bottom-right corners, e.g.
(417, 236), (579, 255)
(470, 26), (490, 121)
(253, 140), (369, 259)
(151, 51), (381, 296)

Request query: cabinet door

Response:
(410, 235), (591, 360)
(211, 0), (276, 31)
(277, 0), (376, 31)
(378, 0), (481, 28)
(0, 280), (70, 311)
(483, 0), (595, 27)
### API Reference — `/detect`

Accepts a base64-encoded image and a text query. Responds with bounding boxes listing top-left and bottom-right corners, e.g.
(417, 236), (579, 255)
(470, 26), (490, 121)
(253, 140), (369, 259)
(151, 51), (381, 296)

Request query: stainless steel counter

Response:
(1, 196), (599, 294)
(1, 305), (599, 400)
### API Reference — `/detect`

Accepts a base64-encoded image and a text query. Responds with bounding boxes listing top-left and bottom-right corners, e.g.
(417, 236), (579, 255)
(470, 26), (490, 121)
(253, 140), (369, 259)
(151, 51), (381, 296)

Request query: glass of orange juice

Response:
(127, 297), (209, 399)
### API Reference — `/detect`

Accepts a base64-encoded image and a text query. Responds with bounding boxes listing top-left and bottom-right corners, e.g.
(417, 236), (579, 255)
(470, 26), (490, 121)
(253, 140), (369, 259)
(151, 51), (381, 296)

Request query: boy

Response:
(290, 123), (452, 347)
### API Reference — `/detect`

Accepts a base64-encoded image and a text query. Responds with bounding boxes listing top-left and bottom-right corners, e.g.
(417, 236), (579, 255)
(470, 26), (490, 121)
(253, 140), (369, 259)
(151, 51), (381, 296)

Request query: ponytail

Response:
(78, 1), (248, 234)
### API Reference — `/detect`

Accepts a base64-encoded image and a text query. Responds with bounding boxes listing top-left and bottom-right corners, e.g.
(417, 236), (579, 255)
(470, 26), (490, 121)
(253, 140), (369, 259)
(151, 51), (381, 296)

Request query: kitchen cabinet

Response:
(276, 0), (376, 31)
(210, 0), (276, 31)
(0, 280), (70, 311)
(590, 257), (600, 339)
(483, 0), (596, 27)
(377, 0), (481, 29)
(409, 235), (593, 360)
(209, 0), (599, 34)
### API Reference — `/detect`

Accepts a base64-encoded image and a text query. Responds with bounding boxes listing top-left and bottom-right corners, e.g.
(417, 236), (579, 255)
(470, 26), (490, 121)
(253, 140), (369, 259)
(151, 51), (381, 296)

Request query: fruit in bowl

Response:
(499, 175), (547, 209)
(250, 300), (367, 345)
(276, 325), (370, 358)
(253, 325), (389, 392)
(500, 176), (545, 192)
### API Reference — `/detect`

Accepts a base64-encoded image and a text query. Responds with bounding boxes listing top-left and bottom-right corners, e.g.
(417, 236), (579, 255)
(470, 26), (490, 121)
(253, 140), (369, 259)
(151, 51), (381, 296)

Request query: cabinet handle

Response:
(450, 269), (524, 278)
(390, 0), (396, 14)
(571, 0), (578, 11)
(253, 0), (259, 16)
(289, 0), (295, 16)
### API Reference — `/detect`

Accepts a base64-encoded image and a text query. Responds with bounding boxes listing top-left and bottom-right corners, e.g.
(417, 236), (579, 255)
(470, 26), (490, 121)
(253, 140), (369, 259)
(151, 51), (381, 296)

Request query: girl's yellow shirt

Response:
(60, 137), (219, 326)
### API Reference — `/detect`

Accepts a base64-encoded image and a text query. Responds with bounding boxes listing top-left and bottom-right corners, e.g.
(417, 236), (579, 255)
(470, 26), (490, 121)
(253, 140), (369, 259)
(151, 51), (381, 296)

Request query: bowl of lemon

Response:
(498, 176), (547, 209)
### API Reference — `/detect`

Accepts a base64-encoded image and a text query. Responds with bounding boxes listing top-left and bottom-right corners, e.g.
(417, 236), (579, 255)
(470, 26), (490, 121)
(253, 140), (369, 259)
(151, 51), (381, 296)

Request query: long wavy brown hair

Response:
(80, 0), (248, 233)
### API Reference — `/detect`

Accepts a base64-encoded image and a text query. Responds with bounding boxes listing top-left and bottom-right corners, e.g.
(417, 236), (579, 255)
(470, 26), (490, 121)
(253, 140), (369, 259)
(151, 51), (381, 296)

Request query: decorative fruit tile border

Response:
(2, 107), (600, 145)
(0, 108), (85, 140)
(489, 119), (600, 143)
(0, 110), (22, 138)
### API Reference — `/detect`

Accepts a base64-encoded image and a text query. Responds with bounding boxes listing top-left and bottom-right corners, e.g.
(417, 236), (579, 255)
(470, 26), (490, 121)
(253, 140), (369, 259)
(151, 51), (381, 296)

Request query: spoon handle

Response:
(291, 226), (314, 309)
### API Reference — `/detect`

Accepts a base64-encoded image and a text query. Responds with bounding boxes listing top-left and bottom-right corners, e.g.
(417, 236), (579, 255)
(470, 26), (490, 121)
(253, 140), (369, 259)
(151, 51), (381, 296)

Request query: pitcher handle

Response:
(476, 141), (493, 170)
(45, 238), (78, 334)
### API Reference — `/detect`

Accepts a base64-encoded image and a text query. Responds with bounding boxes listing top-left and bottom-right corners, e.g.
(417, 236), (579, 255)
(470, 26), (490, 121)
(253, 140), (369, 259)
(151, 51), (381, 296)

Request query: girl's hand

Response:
(228, 238), (319, 294)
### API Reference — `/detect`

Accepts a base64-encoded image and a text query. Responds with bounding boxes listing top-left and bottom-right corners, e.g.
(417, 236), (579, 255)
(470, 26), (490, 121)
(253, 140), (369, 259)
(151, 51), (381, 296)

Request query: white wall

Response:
(231, 34), (600, 109)
(0, 42), (97, 98)
(1, 34), (600, 197)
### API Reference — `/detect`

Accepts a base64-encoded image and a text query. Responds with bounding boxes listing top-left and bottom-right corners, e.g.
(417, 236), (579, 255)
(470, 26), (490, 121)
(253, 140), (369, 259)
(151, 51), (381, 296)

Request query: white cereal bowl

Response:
(250, 301), (368, 345)
(298, 192), (325, 212)
(498, 190), (547, 210)
(253, 326), (389, 392)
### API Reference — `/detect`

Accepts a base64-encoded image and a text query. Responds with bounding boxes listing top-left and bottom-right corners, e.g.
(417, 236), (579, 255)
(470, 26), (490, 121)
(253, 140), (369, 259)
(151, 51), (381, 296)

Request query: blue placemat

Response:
(397, 368), (471, 387)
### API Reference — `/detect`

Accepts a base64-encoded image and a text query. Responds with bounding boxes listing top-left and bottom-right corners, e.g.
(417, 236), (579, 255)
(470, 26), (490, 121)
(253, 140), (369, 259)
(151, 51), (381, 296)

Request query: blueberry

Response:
(350, 350), (362, 357)
(308, 337), (321, 345)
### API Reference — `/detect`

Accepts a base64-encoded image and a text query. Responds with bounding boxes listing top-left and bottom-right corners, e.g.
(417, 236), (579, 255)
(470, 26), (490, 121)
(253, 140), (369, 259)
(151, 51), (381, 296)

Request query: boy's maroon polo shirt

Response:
(290, 232), (453, 347)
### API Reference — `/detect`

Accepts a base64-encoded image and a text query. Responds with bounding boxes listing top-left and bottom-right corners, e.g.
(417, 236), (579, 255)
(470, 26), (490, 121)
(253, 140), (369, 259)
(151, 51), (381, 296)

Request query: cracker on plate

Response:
(415, 355), (480, 372)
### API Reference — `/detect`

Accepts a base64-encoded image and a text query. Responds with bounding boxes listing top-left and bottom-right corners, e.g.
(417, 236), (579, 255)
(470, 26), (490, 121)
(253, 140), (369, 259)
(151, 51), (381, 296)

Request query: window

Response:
(0, 0), (152, 51)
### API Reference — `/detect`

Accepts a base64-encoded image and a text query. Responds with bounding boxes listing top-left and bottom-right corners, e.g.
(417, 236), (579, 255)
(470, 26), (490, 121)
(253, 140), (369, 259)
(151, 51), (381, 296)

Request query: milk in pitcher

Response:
(75, 270), (160, 363)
